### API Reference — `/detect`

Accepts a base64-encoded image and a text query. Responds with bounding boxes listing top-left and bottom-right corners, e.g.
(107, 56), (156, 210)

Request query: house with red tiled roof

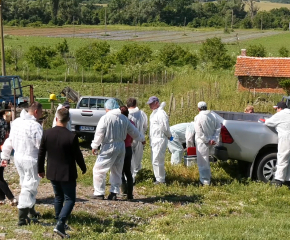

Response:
(234, 49), (290, 94)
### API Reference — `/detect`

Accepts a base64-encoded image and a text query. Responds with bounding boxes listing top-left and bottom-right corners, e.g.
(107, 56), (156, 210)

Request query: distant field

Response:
(3, 26), (284, 45)
(247, 1), (290, 11)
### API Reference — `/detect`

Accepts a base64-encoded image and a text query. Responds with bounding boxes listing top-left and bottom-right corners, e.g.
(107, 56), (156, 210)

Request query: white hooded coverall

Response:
(194, 111), (220, 185)
(168, 122), (195, 165)
(265, 108), (290, 181)
(149, 102), (171, 183)
(128, 107), (148, 182)
(91, 109), (144, 196)
(52, 104), (72, 131)
(1, 109), (43, 209)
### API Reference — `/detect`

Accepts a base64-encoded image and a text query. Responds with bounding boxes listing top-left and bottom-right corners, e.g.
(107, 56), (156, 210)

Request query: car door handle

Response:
(81, 113), (93, 117)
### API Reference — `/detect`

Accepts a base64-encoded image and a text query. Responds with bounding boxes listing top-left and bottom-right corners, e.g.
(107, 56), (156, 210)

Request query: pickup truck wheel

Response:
(256, 153), (277, 183)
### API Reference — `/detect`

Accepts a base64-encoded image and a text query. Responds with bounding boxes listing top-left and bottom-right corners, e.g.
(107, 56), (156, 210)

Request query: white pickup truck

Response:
(70, 96), (124, 138)
(213, 111), (278, 183)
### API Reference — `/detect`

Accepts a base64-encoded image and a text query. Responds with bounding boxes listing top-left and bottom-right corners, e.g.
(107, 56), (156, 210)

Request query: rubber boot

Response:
(28, 205), (40, 224)
(29, 205), (41, 219)
(18, 208), (31, 226)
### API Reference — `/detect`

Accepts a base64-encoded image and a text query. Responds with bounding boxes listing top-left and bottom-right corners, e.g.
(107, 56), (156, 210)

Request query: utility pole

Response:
(0, 0), (6, 76)
(73, 16), (75, 38)
(105, 7), (107, 36)
(231, 9), (234, 30)
(183, 17), (186, 35)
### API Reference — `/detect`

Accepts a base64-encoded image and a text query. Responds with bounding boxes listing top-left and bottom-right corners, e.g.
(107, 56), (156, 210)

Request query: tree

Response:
(116, 43), (152, 65)
(247, 44), (267, 57)
(5, 47), (23, 71)
(56, 39), (69, 56)
(26, 46), (57, 69)
(199, 37), (234, 69)
(243, 0), (259, 23)
(278, 47), (289, 57)
(159, 44), (198, 67)
(51, 0), (60, 24)
(75, 41), (111, 69)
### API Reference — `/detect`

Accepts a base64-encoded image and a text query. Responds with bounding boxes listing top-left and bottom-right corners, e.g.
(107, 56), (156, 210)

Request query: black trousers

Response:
(0, 167), (14, 200)
(50, 180), (76, 224)
(122, 147), (133, 197)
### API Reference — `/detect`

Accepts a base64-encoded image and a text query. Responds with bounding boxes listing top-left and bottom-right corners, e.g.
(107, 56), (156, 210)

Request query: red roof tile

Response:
(235, 56), (290, 77)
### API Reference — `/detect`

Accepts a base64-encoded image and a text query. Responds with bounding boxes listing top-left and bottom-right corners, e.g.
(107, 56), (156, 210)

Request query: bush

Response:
(279, 79), (290, 95)
(278, 46), (289, 57)
(116, 43), (152, 65)
(199, 37), (234, 69)
(75, 41), (111, 69)
(7, 20), (19, 26)
(26, 46), (57, 69)
(27, 21), (43, 27)
(159, 44), (198, 68)
(247, 44), (267, 57)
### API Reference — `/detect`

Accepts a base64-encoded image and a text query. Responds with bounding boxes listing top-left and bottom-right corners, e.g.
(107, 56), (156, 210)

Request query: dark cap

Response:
(63, 101), (70, 108)
(147, 96), (159, 104)
(273, 101), (287, 109)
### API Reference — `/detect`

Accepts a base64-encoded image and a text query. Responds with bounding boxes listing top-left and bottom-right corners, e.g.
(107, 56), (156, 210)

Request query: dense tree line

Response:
(2, 0), (290, 29)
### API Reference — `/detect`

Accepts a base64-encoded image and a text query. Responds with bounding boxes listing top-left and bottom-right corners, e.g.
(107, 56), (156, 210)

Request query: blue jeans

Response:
(50, 180), (76, 224)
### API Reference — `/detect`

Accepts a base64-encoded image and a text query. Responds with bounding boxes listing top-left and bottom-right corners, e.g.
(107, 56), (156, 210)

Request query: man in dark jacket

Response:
(38, 108), (86, 238)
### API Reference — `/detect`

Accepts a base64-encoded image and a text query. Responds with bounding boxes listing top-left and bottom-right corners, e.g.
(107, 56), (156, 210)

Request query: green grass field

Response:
(0, 27), (289, 239)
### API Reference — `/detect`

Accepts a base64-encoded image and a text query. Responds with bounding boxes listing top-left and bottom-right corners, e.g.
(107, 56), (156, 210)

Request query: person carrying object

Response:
(0, 110), (17, 206)
(38, 108), (86, 238)
(1, 102), (43, 226)
(168, 122), (195, 165)
(91, 99), (145, 201)
(52, 101), (72, 131)
(265, 101), (290, 187)
(127, 98), (148, 183)
(194, 101), (220, 186)
(147, 96), (172, 184)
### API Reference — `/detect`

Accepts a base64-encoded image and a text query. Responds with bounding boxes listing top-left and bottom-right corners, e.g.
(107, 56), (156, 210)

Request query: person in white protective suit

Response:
(168, 122), (195, 165)
(194, 101), (220, 186)
(147, 96), (172, 184)
(52, 101), (72, 131)
(1, 102), (43, 226)
(265, 101), (290, 186)
(127, 98), (148, 183)
(91, 99), (145, 200)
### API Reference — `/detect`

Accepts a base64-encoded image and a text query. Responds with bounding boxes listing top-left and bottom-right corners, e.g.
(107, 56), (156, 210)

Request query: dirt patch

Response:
(5, 155), (161, 217)
(4, 26), (101, 37)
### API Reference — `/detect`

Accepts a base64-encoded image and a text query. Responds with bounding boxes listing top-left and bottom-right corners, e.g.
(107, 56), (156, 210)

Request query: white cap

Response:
(198, 101), (207, 108)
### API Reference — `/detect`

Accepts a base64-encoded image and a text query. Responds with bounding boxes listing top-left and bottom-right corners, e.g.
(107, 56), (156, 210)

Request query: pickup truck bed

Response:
(213, 111), (277, 183)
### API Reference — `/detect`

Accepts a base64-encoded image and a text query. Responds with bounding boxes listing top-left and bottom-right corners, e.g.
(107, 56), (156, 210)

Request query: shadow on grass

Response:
(39, 210), (137, 233)
(213, 160), (251, 186)
(136, 194), (203, 205)
(69, 212), (137, 233)
(36, 197), (89, 205)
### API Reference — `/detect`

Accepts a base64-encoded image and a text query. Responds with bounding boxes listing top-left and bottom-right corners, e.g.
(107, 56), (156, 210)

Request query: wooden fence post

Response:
(181, 96), (184, 113)
(82, 67), (84, 83)
(173, 97), (176, 111)
(127, 81), (129, 98)
(168, 93), (174, 118)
